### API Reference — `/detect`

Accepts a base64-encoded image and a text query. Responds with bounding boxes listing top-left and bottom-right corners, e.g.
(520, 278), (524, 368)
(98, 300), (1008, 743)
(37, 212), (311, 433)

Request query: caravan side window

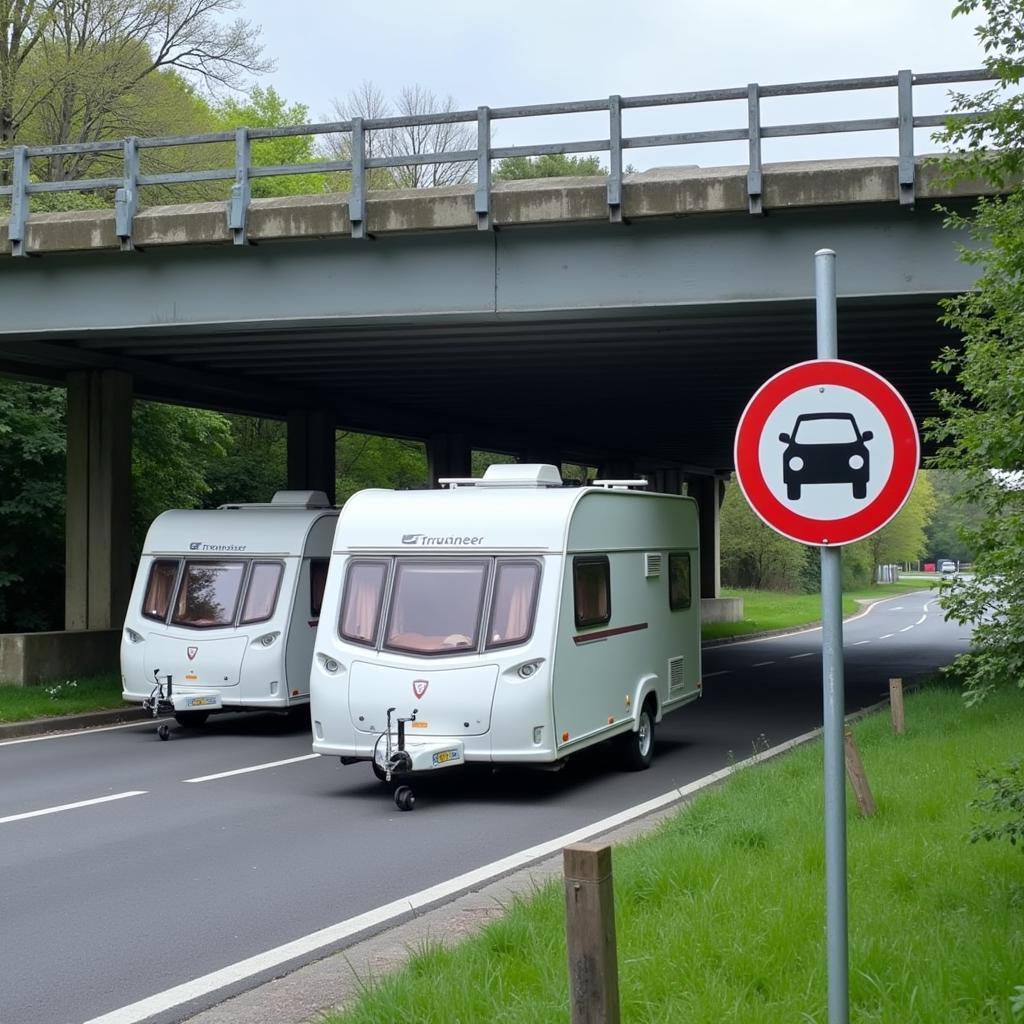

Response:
(486, 560), (541, 649)
(310, 559), (329, 620)
(240, 562), (284, 625)
(339, 560), (389, 647)
(573, 556), (611, 628)
(669, 552), (692, 610)
(142, 559), (179, 622)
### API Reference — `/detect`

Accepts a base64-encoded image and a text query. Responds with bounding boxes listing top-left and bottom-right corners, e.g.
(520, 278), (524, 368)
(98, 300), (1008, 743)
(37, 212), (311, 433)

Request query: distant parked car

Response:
(939, 560), (957, 576)
(779, 412), (873, 501)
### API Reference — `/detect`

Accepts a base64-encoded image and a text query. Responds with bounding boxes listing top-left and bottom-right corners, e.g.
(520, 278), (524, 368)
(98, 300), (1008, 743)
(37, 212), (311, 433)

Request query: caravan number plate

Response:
(183, 695), (220, 709)
(431, 749), (461, 767)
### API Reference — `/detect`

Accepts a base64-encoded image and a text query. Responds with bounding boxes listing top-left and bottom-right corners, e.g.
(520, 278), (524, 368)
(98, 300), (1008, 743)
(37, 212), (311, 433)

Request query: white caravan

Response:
(309, 464), (702, 810)
(121, 491), (338, 731)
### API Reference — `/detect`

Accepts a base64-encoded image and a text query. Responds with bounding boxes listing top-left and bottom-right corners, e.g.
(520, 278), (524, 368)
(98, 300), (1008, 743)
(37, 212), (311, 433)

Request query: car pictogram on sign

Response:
(779, 412), (874, 501)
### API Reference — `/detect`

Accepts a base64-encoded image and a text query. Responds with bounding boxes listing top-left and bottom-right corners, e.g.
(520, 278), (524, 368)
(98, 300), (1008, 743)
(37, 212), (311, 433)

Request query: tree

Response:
(1, 0), (270, 177)
(213, 85), (325, 197)
(720, 481), (806, 591)
(927, 0), (1024, 702)
(324, 82), (475, 190)
(0, 379), (67, 631)
(337, 433), (427, 502)
(924, 469), (985, 564)
(494, 153), (605, 180)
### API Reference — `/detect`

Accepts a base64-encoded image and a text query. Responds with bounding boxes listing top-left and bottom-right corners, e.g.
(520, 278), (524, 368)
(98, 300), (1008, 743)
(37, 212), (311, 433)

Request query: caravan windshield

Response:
(385, 560), (488, 654)
(172, 561), (246, 628)
(339, 556), (541, 655)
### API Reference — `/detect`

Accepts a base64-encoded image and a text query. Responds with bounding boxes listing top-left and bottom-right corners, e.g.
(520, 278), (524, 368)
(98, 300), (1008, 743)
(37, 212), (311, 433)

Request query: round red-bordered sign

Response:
(734, 360), (920, 546)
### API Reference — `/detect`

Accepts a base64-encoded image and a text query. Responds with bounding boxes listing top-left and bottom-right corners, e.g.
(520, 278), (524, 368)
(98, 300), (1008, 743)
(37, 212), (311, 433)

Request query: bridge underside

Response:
(0, 295), (957, 470)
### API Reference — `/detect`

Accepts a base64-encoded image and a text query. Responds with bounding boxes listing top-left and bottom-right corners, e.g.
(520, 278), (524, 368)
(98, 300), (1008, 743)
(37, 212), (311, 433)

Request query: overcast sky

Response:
(239, 0), (989, 168)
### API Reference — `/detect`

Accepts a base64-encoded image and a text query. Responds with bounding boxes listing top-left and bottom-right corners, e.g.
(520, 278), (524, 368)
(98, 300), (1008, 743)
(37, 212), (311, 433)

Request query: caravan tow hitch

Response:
(144, 670), (175, 741)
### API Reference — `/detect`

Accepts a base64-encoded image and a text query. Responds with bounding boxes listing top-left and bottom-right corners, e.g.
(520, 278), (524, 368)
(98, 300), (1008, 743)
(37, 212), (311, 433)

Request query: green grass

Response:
(324, 683), (1024, 1024)
(702, 580), (936, 641)
(0, 673), (128, 722)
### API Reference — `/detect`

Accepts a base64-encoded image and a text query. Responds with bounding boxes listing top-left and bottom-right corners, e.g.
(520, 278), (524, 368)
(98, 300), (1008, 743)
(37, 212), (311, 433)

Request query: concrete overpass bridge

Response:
(0, 69), (993, 678)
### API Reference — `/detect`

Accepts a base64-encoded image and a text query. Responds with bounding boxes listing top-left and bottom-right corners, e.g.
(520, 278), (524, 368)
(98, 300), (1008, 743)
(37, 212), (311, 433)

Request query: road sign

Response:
(734, 358), (919, 546)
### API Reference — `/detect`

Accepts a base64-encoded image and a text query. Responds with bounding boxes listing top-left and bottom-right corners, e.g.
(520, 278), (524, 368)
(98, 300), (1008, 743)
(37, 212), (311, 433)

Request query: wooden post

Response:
(564, 842), (620, 1024)
(889, 677), (905, 735)
(844, 727), (876, 818)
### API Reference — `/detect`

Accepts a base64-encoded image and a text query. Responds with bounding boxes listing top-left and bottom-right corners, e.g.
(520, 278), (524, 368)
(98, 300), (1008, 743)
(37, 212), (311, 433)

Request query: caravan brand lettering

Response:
(401, 533), (484, 546)
(188, 541), (248, 552)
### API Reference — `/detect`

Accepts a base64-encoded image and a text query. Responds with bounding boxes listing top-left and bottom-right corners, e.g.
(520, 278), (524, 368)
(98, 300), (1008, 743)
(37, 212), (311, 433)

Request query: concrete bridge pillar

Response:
(427, 433), (471, 485)
(600, 459), (637, 480)
(287, 409), (336, 504)
(65, 370), (133, 631)
(649, 468), (685, 494)
(690, 475), (725, 599)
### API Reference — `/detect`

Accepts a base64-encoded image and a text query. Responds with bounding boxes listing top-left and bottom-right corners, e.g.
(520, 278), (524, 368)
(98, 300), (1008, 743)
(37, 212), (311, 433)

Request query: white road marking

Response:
(82, 725), (826, 1024)
(183, 754), (319, 784)
(916, 614), (927, 625)
(889, 606), (904, 611)
(789, 652), (815, 659)
(0, 790), (146, 825)
(879, 633), (895, 639)
(852, 640), (871, 646)
(0, 720), (149, 748)
(702, 670), (731, 678)
(900, 625), (914, 633)
(752, 661), (774, 667)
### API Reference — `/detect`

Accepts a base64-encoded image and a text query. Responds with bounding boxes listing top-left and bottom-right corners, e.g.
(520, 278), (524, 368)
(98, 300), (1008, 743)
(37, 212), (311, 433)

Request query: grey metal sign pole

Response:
(815, 247), (848, 1024)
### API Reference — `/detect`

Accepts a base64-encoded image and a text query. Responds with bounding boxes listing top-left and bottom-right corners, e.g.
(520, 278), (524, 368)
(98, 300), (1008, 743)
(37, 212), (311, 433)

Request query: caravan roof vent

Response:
(270, 490), (331, 508)
(481, 464), (563, 488)
(440, 464), (563, 489)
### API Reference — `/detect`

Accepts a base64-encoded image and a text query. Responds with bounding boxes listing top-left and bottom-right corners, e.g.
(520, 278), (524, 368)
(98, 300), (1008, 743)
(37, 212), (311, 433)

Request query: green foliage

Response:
(970, 757), (1024, 851)
(925, 469), (984, 563)
(132, 402), (232, 554)
(493, 153), (605, 180)
(720, 481), (806, 591)
(337, 434), (427, 501)
(925, 2), (1024, 703)
(205, 415), (287, 508)
(0, 381), (67, 632)
(213, 86), (325, 197)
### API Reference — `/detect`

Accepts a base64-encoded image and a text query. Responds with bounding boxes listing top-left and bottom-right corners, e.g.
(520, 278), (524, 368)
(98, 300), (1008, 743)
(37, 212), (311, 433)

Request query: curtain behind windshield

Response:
(340, 561), (387, 645)
(240, 562), (283, 625)
(142, 560), (179, 621)
(487, 562), (539, 648)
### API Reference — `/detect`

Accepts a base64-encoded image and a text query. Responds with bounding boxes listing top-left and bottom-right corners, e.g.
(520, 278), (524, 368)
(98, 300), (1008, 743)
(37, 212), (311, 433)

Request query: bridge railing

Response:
(0, 68), (993, 255)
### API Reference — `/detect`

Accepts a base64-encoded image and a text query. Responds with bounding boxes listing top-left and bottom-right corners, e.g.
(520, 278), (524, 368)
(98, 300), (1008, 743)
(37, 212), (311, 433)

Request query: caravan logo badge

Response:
(187, 646), (198, 661)
(401, 533), (484, 546)
(412, 679), (429, 698)
(188, 541), (248, 552)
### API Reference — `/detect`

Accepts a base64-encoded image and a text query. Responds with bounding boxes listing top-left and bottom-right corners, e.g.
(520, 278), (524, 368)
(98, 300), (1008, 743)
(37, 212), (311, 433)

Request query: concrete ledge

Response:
(0, 706), (147, 740)
(0, 156), (998, 257)
(700, 597), (743, 625)
(0, 629), (121, 686)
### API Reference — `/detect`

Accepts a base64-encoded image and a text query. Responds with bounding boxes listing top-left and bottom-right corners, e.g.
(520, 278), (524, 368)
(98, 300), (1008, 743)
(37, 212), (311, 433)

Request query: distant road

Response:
(0, 591), (967, 1024)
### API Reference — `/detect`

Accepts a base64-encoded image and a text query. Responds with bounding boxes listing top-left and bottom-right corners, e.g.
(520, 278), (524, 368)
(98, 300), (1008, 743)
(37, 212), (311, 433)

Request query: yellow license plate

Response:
(432, 749), (460, 766)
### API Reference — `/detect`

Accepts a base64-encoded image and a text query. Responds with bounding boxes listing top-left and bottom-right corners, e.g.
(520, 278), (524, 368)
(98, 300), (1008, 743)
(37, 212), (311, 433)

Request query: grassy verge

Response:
(0, 673), (127, 723)
(325, 683), (1024, 1024)
(702, 579), (937, 641)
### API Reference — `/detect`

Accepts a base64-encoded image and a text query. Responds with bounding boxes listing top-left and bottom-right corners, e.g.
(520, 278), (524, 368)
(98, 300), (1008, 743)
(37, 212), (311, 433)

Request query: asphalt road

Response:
(0, 592), (968, 1024)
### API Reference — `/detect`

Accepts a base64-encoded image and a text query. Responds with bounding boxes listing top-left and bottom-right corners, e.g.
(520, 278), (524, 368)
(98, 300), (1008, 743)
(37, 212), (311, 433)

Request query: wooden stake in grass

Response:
(564, 842), (620, 1024)
(844, 727), (876, 817)
(889, 677), (905, 735)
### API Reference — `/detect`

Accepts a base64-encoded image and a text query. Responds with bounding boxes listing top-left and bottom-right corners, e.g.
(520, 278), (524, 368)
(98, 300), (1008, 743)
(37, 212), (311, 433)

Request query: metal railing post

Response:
(228, 127), (251, 245)
(476, 106), (492, 231)
(350, 117), (366, 239)
(115, 136), (139, 251)
(608, 95), (623, 224)
(747, 83), (763, 215)
(897, 69), (915, 206)
(9, 145), (29, 257)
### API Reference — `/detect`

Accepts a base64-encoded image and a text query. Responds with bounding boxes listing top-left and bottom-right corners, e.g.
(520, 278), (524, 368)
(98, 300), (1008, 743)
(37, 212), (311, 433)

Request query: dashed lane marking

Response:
(0, 790), (147, 825)
(752, 661), (775, 667)
(852, 640), (871, 646)
(899, 625), (914, 633)
(880, 633), (895, 639)
(789, 652), (815, 659)
(702, 670), (731, 678)
(183, 754), (320, 784)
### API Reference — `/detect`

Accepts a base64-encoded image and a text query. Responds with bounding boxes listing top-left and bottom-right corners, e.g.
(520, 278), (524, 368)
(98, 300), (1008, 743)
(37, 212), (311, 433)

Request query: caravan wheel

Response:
(174, 711), (209, 728)
(619, 702), (655, 771)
